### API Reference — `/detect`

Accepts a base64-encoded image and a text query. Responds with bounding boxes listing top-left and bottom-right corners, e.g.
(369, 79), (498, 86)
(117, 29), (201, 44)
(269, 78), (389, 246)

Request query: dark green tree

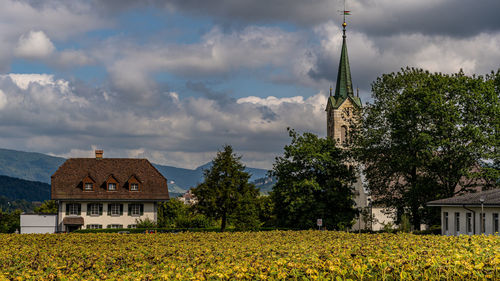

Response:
(270, 129), (357, 229)
(354, 68), (499, 229)
(34, 200), (58, 213)
(192, 145), (259, 231)
(0, 209), (21, 233)
(157, 198), (190, 228)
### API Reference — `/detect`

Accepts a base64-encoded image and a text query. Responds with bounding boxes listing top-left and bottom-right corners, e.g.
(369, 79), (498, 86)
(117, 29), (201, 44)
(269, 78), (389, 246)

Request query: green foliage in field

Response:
(0, 231), (498, 280)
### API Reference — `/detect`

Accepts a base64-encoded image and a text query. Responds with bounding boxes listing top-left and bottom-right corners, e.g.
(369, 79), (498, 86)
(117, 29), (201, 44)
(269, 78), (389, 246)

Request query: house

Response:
(20, 213), (57, 234)
(51, 150), (169, 232)
(427, 189), (500, 235)
(178, 189), (197, 205)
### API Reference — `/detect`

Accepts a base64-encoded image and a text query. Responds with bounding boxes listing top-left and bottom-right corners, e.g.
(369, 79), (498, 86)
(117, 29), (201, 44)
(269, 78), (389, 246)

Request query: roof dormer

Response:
(82, 174), (96, 191)
(127, 174), (141, 192)
(105, 174), (119, 191)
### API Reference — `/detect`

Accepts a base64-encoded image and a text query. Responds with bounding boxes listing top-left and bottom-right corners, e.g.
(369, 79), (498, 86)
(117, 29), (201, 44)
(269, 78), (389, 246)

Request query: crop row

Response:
(0, 231), (499, 280)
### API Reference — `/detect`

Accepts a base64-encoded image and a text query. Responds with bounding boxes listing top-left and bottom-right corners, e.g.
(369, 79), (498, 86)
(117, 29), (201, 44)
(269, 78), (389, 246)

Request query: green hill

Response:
(0, 175), (51, 202)
(0, 148), (271, 196)
(0, 148), (65, 183)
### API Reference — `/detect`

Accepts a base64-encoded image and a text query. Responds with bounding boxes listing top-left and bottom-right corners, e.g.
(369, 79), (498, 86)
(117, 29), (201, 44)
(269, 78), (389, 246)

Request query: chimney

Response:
(95, 150), (103, 159)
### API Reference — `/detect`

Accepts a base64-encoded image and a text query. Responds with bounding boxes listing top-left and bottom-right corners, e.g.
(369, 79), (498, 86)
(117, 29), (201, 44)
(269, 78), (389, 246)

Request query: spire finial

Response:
(357, 87), (359, 97)
(329, 85), (333, 96)
(340, 0), (350, 38)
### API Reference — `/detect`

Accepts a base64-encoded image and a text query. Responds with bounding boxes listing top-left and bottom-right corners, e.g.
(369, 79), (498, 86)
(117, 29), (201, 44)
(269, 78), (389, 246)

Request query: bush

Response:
(136, 217), (157, 228)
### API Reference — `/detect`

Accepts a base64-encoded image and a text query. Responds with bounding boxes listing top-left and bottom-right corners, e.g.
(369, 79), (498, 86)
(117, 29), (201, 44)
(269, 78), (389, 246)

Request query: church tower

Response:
(326, 21), (362, 144)
(326, 16), (368, 230)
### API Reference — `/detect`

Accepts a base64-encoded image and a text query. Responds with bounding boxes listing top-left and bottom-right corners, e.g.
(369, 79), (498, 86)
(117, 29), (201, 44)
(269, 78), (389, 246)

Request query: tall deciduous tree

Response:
(354, 68), (499, 229)
(270, 129), (357, 230)
(192, 145), (259, 231)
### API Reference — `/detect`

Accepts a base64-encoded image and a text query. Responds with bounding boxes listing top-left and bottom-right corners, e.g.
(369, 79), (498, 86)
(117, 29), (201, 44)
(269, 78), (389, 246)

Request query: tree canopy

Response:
(354, 68), (500, 228)
(192, 145), (259, 231)
(270, 129), (357, 230)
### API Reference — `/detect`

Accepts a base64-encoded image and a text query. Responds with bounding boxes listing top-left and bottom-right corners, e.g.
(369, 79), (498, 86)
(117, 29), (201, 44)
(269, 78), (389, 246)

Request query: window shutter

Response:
(87, 203), (91, 215)
(128, 204), (131, 216)
(108, 204), (111, 216)
(120, 204), (123, 215)
(140, 204), (144, 216)
(99, 204), (103, 215)
(65, 204), (69, 215)
(77, 204), (81, 215)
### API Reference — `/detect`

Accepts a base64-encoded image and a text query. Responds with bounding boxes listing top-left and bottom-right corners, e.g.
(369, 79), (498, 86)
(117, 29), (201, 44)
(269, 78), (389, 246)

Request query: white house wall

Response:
(20, 214), (57, 234)
(441, 206), (500, 236)
(58, 202), (156, 231)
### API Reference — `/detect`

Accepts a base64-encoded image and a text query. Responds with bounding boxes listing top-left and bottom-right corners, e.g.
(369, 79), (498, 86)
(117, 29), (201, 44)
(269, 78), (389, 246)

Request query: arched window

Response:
(341, 125), (348, 144)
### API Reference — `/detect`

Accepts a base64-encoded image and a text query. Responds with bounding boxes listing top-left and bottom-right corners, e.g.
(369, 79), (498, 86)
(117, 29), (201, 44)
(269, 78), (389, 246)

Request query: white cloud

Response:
(0, 74), (327, 168)
(14, 30), (55, 59)
(101, 26), (301, 94)
(0, 89), (6, 110)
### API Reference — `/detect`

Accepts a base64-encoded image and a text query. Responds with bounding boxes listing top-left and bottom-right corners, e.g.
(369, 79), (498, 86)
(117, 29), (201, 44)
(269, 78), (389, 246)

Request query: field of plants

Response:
(0, 231), (498, 280)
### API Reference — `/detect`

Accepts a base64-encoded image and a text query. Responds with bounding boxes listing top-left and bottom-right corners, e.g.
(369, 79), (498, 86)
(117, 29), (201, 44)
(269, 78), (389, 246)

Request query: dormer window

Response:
(84, 183), (93, 191)
(108, 183), (116, 191)
(81, 175), (95, 191)
(127, 175), (141, 192)
(105, 175), (119, 191)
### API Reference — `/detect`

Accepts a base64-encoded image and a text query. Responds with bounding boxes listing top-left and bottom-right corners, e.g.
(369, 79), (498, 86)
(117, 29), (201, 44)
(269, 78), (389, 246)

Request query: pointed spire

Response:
(334, 21), (354, 99)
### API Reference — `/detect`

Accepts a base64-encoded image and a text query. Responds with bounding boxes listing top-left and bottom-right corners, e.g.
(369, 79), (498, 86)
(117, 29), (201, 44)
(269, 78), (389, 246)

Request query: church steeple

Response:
(334, 21), (354, 99)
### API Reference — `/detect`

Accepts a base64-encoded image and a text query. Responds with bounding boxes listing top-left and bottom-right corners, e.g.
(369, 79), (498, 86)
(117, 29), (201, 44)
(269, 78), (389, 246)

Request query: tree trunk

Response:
(220, 211), (227, 232)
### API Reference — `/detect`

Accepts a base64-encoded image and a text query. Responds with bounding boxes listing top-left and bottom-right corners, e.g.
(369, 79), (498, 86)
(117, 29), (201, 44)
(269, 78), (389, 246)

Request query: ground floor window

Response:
(87, 224), (102, 229)
(87, 203), (102, 216)
(66, 203), (81, 216)
(444, 212), (448, 232)
(454, 212), (460, 233)
(128, 204), (143, 216)
(128, 224), (137, 229)
(493, 213), (499, 234)
(466, 212), (472, 233)
(481, 213), (486, 233)
(108, 203), (123, 216)
(107, 224), (123, 229)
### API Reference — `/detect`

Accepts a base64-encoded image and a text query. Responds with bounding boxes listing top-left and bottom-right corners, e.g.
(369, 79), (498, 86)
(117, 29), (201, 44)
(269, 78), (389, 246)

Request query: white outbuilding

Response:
(20, 213), (57, 234)
(427, 189), (500, 235)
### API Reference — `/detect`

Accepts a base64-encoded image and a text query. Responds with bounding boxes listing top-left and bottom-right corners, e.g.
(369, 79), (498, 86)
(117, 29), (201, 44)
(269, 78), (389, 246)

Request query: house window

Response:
(87, 203), (102, 216)
(466, 212), (472, 233)
(87, 224), (102, 229)
(493, 213), (499, 234)
(130, 183), (139, 191)
(107, 224), (123, 229)
(128, 224), (137, 229)
(108, 203), (122, 216)
(108, 183), (116, 191)
(128, 204), (143, 216)
(66, 203), (81, 216)
(454, 212), (460, 233)
(444, 212), (449, 232)
(481, 213), (486, 233)
(84, 183), (93, 191)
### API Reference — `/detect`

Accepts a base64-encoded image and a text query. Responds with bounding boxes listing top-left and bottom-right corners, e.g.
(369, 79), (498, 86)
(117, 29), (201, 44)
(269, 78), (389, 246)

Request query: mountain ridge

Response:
(0, 148), (270, 194)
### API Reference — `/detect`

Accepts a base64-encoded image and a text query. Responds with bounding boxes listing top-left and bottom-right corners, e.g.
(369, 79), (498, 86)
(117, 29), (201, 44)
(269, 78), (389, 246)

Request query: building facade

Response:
(51, 150), (169, 231)
(428, 189), (500, 235)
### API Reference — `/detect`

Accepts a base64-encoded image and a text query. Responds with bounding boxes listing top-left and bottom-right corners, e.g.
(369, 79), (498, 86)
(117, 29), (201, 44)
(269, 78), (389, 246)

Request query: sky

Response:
(0, 0), (499, 169)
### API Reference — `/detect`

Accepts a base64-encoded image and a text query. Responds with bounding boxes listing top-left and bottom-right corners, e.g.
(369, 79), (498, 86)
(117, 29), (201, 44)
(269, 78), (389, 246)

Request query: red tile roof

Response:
(51, 158), (169, 200)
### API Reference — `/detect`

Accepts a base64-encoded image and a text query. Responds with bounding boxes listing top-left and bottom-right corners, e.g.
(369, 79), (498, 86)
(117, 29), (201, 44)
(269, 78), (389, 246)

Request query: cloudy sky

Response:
(0, 0), (499, 169)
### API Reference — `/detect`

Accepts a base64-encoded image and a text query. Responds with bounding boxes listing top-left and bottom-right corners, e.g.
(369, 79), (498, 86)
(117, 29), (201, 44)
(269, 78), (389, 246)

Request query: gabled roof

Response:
(427, 189), (500, 207)
(51, 158), (169, 200)
(327, 95), (362, 110)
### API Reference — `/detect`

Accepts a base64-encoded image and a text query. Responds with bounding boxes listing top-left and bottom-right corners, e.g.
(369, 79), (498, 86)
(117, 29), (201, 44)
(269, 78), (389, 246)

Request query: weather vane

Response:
(337, 0), (351, 36)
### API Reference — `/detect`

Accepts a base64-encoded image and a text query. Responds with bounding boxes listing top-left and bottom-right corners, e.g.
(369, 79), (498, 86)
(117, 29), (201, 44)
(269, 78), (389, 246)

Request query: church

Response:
(325, 19), (394, 231)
